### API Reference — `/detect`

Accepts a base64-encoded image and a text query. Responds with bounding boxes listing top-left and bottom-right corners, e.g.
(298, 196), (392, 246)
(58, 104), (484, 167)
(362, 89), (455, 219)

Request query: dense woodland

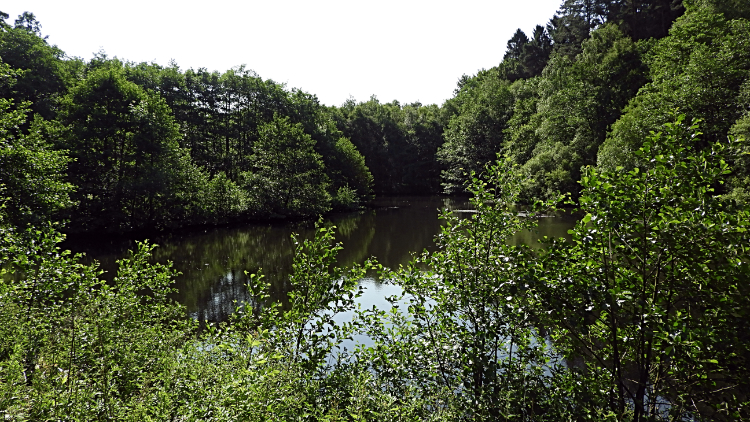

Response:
(2, 0), (749, 233)
(2, 0), (750, 420)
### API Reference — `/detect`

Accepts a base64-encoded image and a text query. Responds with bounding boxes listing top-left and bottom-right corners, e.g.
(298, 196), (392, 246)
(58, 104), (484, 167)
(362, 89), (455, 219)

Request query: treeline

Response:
(330, 98), (447, 194)
(303, 0), (750, 205)
(439, 0), (750, 202)
(3, 0), (750, 234)
(1, 12), (373, 233)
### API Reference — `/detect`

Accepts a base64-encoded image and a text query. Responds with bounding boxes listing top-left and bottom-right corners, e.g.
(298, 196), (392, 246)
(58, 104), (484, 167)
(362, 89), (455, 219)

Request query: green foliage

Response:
(330, 137), (374, 204)
(516, 24), (647, 201)
(332, 97), (445, 194)
(0, 14), (73, 120)
(201, 171), (250, 223)
(547, 0), (684, 51)
(6, 4), (750, 419)
(614, 0), (685, 40)
(438, 70), (514, 193)
(722, 80), (750, 205)
(331, 185), (361, 211)
(0, 218), (194, 420)
(504, 77), (544, 165)
(547, 11), (590, 58)
(0, 212), (392, 420)
(600, 3), (750, 172)
(3, 118), (749, 418)
(120, 61), (373, 214)
(59, 66), (233, 231)
(349, 159), (620, 420)
(440, 0), (685, 203)
(535, 115), (750, 420)
(501, 25), (553, 81)
(244, 115), (331, 218)
(692, 0), (750, 20)
(245, 221), (369, 365)
(108, 60), (372, 222)
(0, 95), (73, 228)
(359, 159), (558, 417)
(158, 65), (293, 179)
(206, 220), (382, 419)
(345, 116), (750, 420)
(0, 22), (376, 232)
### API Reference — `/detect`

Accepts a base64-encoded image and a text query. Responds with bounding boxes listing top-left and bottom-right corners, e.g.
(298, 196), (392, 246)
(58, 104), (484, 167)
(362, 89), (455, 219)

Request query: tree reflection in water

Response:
(64, 196), (575, 322)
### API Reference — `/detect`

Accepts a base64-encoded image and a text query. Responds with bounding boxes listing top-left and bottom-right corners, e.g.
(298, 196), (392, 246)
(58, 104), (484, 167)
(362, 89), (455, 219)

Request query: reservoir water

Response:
(63, 196), (577, 322)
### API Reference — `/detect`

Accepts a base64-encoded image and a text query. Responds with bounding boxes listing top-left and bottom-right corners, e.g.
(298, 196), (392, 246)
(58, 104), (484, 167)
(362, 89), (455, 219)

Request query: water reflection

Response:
(64, 196), (576, 322)
(510, 212), (578, 247)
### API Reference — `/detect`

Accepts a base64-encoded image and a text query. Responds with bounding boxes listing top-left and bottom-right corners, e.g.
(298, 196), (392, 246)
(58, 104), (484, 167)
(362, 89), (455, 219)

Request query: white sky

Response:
(2, 0), (562, 107)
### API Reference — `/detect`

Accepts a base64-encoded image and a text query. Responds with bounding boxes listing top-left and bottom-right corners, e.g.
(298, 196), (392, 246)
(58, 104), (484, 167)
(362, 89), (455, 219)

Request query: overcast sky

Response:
(3, 0), (562, 107)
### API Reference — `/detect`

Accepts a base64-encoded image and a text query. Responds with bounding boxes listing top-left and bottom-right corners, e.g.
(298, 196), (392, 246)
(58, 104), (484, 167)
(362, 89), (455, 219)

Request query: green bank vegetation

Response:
(3, 0), (750, 419)
(2, 116), (749, 420)
(2, 0), (750, 233)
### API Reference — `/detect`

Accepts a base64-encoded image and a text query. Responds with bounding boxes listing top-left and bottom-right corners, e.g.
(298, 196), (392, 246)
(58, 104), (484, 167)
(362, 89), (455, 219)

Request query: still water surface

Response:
(64, 196), (577, 322)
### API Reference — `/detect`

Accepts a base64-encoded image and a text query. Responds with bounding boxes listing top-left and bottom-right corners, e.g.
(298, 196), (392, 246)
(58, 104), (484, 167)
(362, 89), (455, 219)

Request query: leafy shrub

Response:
(331, 185), (361, 211)
(535, 115), (750, 420)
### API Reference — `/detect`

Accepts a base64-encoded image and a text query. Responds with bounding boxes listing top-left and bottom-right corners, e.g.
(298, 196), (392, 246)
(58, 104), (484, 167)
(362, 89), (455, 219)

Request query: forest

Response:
(2, 0), (750, 420)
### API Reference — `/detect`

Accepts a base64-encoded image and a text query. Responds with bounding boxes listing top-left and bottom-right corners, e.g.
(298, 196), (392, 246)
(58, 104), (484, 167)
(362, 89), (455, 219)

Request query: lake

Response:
(63, 196), (577, 322)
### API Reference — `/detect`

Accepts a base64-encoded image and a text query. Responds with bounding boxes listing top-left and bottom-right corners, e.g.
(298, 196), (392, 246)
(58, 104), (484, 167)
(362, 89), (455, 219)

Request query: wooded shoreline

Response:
(3, 0), (750, 419)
